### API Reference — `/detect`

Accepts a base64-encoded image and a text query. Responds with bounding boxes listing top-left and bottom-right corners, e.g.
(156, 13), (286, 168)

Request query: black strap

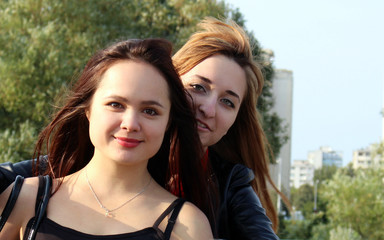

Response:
(34, 175), (46, 212)
(163, 198), (185, 240)
(0, 175), (25, 231)
(153, 198), (186, 240)
(25, 175), (51, 240)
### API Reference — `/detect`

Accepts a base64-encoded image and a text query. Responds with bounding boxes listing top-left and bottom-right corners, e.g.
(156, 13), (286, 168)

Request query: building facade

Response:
(307, 146), (343, 169)
(352, 144), (384, 169)
(290, 160), (315, 188)
(269, 68), (294, 198)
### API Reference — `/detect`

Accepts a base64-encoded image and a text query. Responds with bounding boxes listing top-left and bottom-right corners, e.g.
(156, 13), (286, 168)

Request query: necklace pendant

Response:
(85, 169), (152, 219)
(105, 210), (113, 218)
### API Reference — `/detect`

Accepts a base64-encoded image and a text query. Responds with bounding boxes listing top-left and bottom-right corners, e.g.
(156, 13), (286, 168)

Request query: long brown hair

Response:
(173, 17), (288, 231)
(34, 38), (212, 217)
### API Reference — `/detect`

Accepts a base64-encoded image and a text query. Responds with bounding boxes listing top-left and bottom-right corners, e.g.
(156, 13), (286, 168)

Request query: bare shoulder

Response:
(14, 176), (40, 208)
(171, 201), (213, 240)
(0, 177), (39, 239)
(0, 176), (39, 212)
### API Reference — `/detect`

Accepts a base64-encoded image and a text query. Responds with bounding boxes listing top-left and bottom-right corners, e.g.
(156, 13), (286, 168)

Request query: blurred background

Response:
(1, 0), (383, 239)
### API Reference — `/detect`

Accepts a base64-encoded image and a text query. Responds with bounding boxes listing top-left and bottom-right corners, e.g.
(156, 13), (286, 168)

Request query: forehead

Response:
(94, 60), (170, 102)
(185, 55), (247, 99)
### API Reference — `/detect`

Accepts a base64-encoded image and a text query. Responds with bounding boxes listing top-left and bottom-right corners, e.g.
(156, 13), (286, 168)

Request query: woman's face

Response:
(181, 55), (247, 149)
(86, 60), (171, 165)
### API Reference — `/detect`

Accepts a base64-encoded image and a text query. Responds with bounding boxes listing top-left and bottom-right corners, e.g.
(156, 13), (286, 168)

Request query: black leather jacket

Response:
(210, 150), (279, 240)
(0, 160), (33, 193)
(1, 154), (279, 240)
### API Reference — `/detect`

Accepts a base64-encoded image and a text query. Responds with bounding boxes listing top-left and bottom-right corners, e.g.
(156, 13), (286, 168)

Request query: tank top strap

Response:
(25, 175), (51, 240)
(34, 175), (46, 213)
(152, 198), (186, 239)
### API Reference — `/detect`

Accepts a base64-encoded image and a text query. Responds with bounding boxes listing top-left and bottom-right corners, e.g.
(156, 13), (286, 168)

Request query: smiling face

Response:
(181, 55), (247, 150)
(86, 60), (171, 166)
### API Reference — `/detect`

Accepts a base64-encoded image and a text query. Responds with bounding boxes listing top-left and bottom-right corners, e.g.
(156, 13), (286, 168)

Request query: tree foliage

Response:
(279, 219), (313, 239)
(371, 141), (384, 165)
(278, 213), (326, 240)
(310, 223), (331, 240)
(322, 167), (384, 240)
(282, 166), (338, 239)
(0, 0), (285, 163)
(290, 184), (314, 218)
(314, 165), (338, 182)
(329, 226), (362, 240)
(282, 164), (383, 239)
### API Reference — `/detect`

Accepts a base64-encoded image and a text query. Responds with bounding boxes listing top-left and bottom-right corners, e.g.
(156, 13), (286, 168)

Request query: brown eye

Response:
(221, 98), (235, 108)
(143, 108), (158, 116)
(108, 102), (123, 109)
(191, 84), (205, 92)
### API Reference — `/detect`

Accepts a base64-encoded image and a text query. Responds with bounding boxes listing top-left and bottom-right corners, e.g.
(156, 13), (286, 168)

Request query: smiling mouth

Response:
(115, 137), (142, 148)
(197, 120), (210, 131)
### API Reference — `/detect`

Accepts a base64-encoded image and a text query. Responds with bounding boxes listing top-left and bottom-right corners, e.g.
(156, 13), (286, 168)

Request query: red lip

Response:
(115, 137), (141, 148)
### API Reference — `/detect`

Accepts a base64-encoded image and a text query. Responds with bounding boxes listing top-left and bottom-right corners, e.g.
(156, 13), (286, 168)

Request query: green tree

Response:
(329, 226), (362, 240)
(337, 162), (355, 177)
(290, 184), (314, 218)
(314, 165), (338, 182)
(323, 168), (384, 240)
(282, 166), (339, 239)
(0, 0), (286, 163)
(371, 141), (384, 166)
(279, 219), (312, 239)
(279, 213), (326, 240)
(310, 223), (331, 240)
(311, 165), (339, 222)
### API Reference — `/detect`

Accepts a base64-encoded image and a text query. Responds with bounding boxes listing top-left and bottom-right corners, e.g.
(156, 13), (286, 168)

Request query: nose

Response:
(120, 110), (141, 132)
(198, 96), (217, 118)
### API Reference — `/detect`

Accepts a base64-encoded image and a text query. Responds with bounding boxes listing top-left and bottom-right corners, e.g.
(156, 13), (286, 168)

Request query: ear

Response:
(85, 108), (90, 121)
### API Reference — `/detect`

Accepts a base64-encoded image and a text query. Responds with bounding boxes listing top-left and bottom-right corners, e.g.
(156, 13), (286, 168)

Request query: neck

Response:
(203, 146), (208, 152)
(83, 165), (153, 218)
(85, 155), (151, 191)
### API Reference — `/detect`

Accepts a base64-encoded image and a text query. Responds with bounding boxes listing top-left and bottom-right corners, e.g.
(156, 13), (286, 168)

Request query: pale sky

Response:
(225, 0), (384, 165)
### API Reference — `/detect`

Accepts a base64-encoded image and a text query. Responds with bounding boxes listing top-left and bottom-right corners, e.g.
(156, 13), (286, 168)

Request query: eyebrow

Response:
(105, 95), (166, 108)
(194, 74), (241, 101)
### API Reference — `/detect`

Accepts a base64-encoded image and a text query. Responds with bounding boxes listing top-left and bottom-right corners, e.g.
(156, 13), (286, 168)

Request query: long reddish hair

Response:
(173, 17), (289, 231)
(34, 38), (213, 218)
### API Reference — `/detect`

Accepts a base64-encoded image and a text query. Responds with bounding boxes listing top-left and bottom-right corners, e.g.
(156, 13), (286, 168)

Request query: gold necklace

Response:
(85, 169), (152, 217)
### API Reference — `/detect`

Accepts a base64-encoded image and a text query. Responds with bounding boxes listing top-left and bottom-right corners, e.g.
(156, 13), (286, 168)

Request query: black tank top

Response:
(23, 178), (185, 240)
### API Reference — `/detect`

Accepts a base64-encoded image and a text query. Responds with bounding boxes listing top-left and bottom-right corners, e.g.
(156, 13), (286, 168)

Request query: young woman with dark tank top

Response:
(0, 39), (213, 240)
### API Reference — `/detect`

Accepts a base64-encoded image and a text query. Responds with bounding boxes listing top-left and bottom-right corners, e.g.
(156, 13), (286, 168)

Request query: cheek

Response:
(89, 110), (119, 136)
(144, 120), (169, 151)
(146, 116), (170, 135)
(159, 118), (171, 136)
(218, 111), (238, 134)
